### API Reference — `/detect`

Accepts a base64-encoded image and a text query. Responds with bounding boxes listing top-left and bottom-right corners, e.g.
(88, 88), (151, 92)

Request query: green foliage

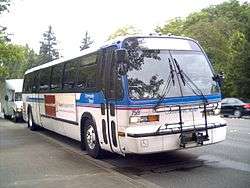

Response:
(80, 31), (93, 51)
(156, 0), (250, 99)
(108, 25), (140, 40)
(39, 25), (59, 65)
(0, 42), (28, 78)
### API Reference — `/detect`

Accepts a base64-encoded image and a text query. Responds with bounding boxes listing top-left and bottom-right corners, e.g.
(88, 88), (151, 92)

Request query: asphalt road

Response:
(1, 117), (250, 188)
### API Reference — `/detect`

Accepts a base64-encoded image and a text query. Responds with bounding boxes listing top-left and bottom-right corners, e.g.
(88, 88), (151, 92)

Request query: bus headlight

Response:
(129, 115), (159, 123)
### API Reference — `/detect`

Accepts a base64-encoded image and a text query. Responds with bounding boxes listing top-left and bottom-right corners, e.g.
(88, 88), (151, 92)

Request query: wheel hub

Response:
(86, 126), (96, 150)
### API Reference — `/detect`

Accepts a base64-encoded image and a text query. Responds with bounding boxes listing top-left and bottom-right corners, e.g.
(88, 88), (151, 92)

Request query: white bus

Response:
(22, 35), (227, 158)
(2, 79), (24, 122)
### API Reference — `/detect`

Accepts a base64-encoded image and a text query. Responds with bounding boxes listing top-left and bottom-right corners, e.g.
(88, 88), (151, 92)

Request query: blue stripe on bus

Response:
(26, 92), (221, 108)
(26, 97), (44, 102)
(76, 92), (221, 108)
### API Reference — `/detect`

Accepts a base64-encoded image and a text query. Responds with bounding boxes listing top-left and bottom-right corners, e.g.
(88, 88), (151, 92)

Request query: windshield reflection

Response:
(123, 37), (219, 100)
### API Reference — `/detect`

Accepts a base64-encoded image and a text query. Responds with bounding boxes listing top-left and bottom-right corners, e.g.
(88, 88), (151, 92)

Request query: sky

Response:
(0, 0), (248, 57)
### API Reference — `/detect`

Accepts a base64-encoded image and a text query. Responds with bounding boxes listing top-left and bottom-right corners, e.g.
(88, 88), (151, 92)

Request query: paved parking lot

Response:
(1, 117), (250, 188)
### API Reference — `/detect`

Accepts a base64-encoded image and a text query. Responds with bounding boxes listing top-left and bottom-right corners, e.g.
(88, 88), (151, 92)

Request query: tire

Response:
(234, 110), (242, 118)
(28, 110), (37, 131)
(84, 119), (103, 158)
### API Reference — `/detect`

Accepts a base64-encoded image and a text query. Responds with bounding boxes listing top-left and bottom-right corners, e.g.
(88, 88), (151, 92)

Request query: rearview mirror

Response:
(213, 71), (224, 87)
(118, 63), (128, 75)
(115, 49), (129, 64)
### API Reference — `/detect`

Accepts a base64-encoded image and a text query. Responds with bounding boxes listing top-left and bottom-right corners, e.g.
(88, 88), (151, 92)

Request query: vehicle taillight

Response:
(243, 104), (250, 109)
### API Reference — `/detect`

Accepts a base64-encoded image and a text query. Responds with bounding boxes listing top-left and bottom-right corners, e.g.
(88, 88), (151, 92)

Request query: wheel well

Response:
(80, 112), (94, 132)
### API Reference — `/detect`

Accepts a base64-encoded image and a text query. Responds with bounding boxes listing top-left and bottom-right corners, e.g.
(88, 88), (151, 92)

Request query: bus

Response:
(1, 79), (23, 122)
(22, 35), (227, 158)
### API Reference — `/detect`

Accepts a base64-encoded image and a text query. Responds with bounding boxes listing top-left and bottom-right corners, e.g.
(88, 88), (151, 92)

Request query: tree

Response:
(0, 0), (10, 42)
(156, 0), (250, 99)
(80, 31), (93, 51)
(108, 25), (140, 40)
(0, 0), (32, 79)
(0, 0), (10, 14)
(39, 25), (59, 65)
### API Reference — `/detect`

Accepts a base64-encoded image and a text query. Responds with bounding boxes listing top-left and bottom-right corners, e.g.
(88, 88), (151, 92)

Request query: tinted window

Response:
(50, 64), (63, 91)
(63, 60), (78, 91)
(31, 71), (40, 92)
(108, 50), (123, 99)
(76, 53), (97, 91)
(23, 73), (34, 93)
(39, 68), (51, 92)
(23, 74), (30, 93)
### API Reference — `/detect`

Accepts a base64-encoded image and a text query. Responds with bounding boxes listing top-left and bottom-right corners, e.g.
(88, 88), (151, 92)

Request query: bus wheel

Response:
(28, 110), (37, 131)
(84, 119), (102, 158)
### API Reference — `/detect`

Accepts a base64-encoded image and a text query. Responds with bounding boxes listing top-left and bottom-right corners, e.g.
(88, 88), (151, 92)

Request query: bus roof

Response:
(24, 35), (198, 75)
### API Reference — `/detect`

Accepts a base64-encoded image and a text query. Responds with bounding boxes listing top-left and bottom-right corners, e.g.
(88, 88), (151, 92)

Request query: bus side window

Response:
(50, 64), (63, 91)
(32, 71), (39, 93)
(76, 53), (97, 91)
(23, 74), (30, 93)
(39, 67), (51, 92)
(63, 60), (77, 91)
(27, 73), (34, 93)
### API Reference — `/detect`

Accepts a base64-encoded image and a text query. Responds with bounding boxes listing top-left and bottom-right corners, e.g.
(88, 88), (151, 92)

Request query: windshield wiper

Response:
(173, 58), (207, 103)
(154, 58), (175, 110)
(173, 59), (185, 86)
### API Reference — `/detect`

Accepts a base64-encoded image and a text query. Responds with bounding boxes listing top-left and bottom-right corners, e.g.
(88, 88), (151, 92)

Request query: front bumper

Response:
(121, 123), (227, 154)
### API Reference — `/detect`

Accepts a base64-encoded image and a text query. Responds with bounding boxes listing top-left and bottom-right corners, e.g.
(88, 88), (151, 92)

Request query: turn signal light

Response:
(147, 115), (159, 122)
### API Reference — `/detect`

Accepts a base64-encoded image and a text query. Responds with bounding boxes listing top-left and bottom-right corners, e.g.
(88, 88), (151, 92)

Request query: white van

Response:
(1, 79), (24, 122)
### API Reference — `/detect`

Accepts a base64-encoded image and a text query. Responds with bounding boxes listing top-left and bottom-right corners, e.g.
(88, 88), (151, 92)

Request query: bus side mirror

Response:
(5, 95), (9, 101)
(213, 72), (224, 87)
(118, 63), (128, 75)
(115, 49), (129, 75)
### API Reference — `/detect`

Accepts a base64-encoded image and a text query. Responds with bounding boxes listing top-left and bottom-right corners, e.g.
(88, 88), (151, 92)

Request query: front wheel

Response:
(84, 119), (103, 158)
(234, 110), (242, 118)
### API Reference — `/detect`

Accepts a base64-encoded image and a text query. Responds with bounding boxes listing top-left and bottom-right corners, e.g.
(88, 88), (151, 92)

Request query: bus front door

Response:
(100, 47), (123, 155)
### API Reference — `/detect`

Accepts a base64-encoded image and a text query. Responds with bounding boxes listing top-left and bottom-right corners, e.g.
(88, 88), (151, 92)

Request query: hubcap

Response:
(234, 110), (241, 117)
(86, 125), (96, 150)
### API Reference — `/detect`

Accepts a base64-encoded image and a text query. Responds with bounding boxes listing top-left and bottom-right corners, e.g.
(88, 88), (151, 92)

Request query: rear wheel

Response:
(234, 110), (242, 118)
(84, 119), (103, 158)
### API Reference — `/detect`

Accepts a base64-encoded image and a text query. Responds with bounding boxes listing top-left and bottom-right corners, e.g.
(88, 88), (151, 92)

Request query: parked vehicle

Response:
(1, 79), (24, 122)
(221, 98), (250, 118)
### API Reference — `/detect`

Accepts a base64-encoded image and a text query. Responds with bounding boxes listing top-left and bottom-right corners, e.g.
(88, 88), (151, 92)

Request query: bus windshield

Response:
(123, 37), (219, 100)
